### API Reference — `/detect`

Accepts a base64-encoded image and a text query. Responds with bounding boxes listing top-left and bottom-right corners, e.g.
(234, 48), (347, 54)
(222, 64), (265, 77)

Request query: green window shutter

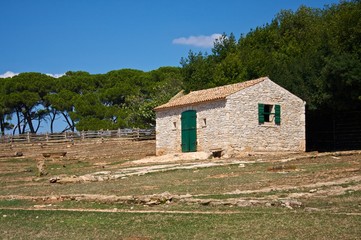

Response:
(258, 103), (264, 124)
(275, 104), (281, 125)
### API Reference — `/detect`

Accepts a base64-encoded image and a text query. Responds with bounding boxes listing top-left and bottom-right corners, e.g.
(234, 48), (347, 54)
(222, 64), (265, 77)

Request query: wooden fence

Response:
(0, 128), (155, 144)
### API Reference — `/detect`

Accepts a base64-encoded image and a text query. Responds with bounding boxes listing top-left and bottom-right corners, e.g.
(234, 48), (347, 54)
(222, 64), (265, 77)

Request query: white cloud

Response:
(0, 71), (18, 78)
(172, 33), (222, 48)
(0, 71), (64, 78)
(46, 73), (64, 78)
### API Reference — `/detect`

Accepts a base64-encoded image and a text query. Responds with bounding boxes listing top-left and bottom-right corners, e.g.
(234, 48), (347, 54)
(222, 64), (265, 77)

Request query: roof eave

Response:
(154, 97), (227, 111)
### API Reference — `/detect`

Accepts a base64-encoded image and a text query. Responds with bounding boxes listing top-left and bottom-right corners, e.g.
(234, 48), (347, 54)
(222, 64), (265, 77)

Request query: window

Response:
(202, 118), (207, 128)
(258, 103), (281, 125)
(263, 104), (273, 122)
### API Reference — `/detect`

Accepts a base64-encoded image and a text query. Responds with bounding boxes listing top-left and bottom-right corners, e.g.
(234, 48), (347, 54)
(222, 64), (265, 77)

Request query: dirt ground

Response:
(1, 137), (358, 167)
(0, 139), (361, 212)
(1, 139), (361, 240)
(0, 139), (156, 163)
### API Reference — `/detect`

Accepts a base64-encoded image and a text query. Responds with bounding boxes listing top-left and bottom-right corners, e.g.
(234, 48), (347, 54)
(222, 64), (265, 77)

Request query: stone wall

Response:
(224, 79), (305, 153)
(155, 100), (227, 155)
(155, 78), (305, 156)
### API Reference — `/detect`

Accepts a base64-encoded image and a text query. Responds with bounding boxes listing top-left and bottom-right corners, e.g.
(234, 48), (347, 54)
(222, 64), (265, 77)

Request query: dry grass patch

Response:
(1, 141), (361, 239)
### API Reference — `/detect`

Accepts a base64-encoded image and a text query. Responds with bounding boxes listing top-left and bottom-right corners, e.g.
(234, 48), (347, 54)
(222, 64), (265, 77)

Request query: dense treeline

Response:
(0, 67), (183, 134)
(181, 0), (361, 111)
(1, 0), (360, 135)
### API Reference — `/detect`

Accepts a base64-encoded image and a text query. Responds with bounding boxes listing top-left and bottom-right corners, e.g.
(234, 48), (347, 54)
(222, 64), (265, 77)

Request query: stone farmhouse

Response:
(154, 77), (306, 157)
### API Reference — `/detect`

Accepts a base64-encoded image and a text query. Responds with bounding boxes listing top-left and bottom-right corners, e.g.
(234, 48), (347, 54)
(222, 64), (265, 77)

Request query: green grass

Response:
(0, 199), (34, 208)
(300, 159), (355, 172)
(302, 190), (361, 213)
(1, 153), (361, 239)
(197, 189), (298, 200)
(46, 160), (93, 175)
(0, 159), (358, 197)
(0, 158), (34, 164)
(1, 208), (360, 239)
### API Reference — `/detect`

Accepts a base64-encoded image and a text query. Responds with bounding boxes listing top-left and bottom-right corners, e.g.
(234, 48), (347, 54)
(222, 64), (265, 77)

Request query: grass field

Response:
(1, 208), (361, 240)
(1, 140), (361, 239)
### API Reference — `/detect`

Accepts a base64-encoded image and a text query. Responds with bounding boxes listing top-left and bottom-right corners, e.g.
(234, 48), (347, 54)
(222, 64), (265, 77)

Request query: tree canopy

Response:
(0, 67), (183, 134)
(1, 0), (360, 135)
(181, 0), (361, 111)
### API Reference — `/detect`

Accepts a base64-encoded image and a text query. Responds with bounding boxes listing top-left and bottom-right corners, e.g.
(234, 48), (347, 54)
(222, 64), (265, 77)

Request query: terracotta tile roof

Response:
(155, 77), (268, 111)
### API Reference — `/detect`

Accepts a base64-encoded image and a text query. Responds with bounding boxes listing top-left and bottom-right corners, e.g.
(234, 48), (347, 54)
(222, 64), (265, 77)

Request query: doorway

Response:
(181, 110), (197, 152)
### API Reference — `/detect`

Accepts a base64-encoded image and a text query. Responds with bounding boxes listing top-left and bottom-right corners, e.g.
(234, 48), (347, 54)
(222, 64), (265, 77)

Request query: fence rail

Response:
(0, 128), (155, 144)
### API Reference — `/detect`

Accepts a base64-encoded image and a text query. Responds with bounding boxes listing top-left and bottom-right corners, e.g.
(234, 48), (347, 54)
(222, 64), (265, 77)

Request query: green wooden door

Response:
(181, 110), (197, 152)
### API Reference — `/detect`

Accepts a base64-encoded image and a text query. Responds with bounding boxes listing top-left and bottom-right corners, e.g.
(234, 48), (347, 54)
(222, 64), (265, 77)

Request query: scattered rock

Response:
(94, 162), (108, 167)
(48, 160), (249, 184)
(37, 160), (47, 177)
(179, 193), (192, 199)
(93, 171), (111, 175)
(49, 177), (60, 183)
(309, 189), (318, 193)
(145, 200), (158, 206)
(42, 152), (67, 158)
(49, 196), (58, 201)
(34, 204), (52, 208)
(283, 202), (294, 209)
(280, 199), (302, 209)
(15, 152), (23, 157)
(305, 207), (321, 212)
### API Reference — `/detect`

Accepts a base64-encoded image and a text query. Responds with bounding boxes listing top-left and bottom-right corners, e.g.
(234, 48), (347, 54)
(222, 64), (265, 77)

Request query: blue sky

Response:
(1, 0), (340, 77)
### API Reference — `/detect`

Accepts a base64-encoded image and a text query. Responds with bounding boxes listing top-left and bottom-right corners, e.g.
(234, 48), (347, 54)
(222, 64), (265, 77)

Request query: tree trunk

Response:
(16, 110), (22, 135)
(62, 112), (75, 132)
(21, 118), (27, 134)
(49, 109), (57, 134)
(35, 115), (41, 133)
(0, 115), (4, 136)
(24, 110), (35, 133)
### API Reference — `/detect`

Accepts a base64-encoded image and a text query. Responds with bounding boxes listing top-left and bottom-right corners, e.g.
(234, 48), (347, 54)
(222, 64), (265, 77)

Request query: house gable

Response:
(227, 78), (304, 104)
(223, 78), (306, 152)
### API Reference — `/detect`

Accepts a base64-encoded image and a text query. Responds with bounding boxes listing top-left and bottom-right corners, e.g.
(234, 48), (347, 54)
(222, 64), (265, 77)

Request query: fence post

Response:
(27, 132), (31, 143)
(117, 128), (121, 138)
(81, 130), (85, 140)
(46, 132), (49, 142)
(70, 132), (74, 145)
